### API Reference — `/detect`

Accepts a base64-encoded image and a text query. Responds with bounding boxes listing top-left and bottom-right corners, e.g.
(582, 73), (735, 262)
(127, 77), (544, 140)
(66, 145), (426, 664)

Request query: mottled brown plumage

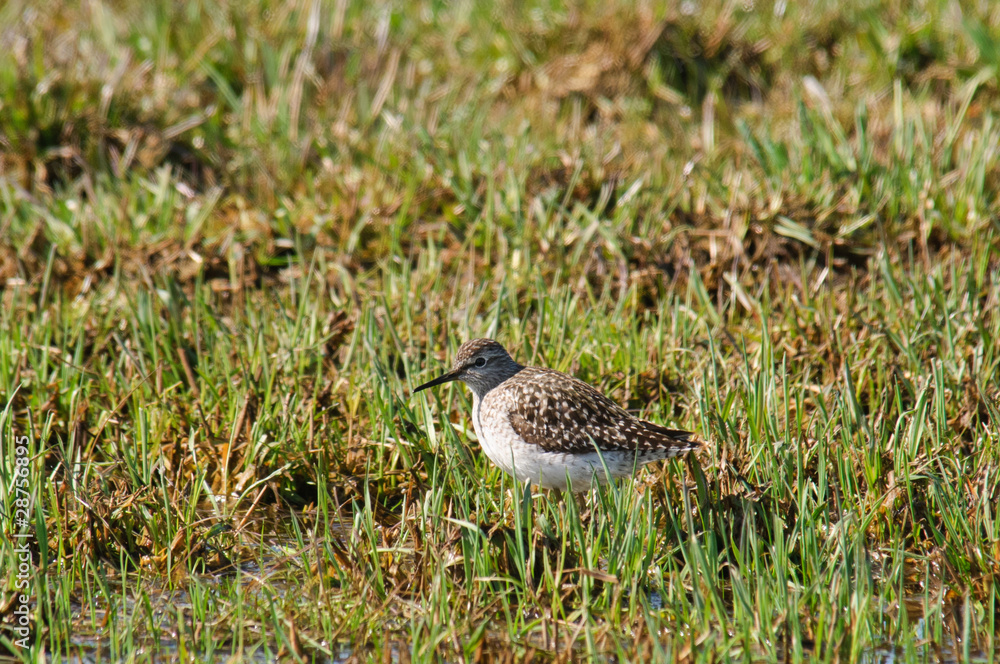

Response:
(414, 338), (700, 491)
(503, 367), (697, 455)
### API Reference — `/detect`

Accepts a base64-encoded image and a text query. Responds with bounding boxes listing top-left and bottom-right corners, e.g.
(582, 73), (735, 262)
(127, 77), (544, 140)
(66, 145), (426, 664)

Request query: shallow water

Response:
(57, 504), (349, 662)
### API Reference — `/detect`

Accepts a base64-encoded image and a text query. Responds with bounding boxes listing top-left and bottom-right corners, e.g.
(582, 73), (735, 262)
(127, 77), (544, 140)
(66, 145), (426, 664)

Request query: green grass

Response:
(1, 0), (999, 661)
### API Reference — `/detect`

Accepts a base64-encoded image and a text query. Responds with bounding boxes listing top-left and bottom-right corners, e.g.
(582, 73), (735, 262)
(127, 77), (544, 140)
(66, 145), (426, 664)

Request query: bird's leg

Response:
(573, 489), (592, 523)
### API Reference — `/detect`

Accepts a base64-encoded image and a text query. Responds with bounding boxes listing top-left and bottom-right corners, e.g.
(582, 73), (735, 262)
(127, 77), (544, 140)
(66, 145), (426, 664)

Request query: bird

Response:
(413, 338), (700, 491)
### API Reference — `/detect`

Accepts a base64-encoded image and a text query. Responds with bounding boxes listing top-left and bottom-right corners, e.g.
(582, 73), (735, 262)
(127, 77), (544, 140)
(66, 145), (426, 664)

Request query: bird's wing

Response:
(496, 367), (697, 455)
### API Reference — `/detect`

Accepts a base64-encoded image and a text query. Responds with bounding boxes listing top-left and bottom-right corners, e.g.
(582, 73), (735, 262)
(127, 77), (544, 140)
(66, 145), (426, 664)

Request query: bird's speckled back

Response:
(481, 366), (697, 456)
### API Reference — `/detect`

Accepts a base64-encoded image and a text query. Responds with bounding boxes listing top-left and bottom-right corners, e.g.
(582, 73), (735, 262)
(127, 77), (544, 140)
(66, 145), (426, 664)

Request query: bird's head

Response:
(413, 338), (522, 398)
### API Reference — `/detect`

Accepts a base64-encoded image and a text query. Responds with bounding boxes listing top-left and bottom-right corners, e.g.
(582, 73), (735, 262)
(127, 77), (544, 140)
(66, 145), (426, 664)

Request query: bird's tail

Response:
(641, 421), (702, 458)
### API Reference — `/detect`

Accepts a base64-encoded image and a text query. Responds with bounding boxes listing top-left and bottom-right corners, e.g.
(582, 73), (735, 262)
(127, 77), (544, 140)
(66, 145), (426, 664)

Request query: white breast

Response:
(472, 392), (516, 478)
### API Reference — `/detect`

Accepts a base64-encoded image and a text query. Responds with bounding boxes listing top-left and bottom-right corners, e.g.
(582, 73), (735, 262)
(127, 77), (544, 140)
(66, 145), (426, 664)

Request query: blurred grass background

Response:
(1, 0), (999, 661)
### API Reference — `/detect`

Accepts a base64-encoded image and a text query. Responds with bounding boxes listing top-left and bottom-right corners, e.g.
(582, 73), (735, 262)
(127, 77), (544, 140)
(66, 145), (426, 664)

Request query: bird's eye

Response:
(475, 357), (487, 367)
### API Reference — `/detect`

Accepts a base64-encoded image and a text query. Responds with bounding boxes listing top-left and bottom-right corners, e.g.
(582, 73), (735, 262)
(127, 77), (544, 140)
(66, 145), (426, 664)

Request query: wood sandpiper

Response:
(414, 338), (700, 491)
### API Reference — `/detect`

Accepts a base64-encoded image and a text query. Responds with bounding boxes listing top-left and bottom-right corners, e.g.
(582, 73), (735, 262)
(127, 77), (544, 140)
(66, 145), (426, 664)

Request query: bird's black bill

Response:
(413, 369), (463, 393)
